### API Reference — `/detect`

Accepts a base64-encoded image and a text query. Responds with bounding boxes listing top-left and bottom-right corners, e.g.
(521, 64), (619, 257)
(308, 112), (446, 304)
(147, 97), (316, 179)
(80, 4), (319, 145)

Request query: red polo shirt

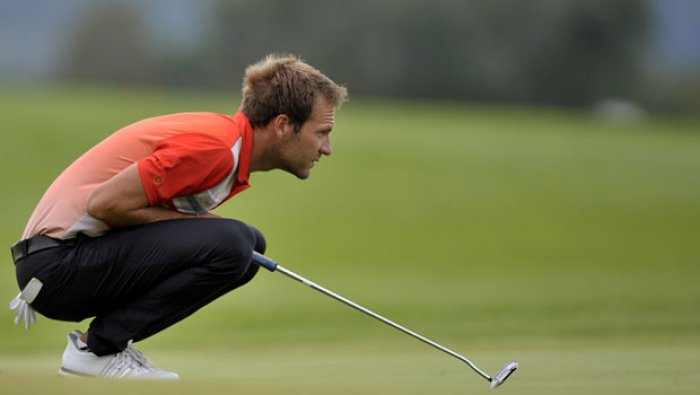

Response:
(23, 111), (254, 240)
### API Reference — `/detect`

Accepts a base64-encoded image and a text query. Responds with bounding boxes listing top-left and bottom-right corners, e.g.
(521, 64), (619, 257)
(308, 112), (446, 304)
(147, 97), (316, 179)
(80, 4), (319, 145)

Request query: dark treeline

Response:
(61, 0), (698, 112)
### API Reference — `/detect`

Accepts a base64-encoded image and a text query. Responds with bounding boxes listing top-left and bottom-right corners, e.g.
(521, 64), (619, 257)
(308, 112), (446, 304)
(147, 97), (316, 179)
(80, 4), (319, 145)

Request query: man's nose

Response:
(320, 136), (332, 156)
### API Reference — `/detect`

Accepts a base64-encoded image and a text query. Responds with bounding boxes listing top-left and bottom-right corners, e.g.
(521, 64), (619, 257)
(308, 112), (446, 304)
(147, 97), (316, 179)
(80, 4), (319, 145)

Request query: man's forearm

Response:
(96, 206), (200, 227)
(86, 164), (219, 227)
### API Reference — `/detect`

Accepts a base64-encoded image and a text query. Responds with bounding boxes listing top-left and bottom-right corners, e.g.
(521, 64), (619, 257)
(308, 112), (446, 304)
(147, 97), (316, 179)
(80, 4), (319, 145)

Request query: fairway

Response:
(1, 342), (699, 394)
(1, 86), (699, 394)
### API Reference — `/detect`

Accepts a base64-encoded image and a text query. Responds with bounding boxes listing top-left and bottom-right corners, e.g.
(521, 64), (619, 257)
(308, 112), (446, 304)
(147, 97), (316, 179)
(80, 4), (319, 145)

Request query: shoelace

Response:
(103, 350), (151, 378)
(124, 344), (156, 371)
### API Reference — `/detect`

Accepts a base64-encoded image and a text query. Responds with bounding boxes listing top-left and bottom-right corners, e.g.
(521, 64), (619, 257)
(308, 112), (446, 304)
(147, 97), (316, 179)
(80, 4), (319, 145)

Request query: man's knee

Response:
(206, 220), (265, 277)
(247, 224), (266, 254)
(212, 219), (265, 251)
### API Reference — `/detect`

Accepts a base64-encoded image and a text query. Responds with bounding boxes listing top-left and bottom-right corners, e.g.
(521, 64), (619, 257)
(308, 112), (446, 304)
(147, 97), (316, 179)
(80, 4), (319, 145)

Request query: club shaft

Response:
(274, 264), (492, 382)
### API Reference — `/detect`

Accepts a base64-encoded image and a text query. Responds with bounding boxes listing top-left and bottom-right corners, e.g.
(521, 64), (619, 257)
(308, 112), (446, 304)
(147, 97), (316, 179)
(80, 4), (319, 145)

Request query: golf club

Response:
(252, 251), (518, 389)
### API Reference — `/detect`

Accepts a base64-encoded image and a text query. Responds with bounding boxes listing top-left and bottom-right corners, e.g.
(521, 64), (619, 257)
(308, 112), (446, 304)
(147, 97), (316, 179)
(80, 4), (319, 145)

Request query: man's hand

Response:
(87, 164), (211, 226)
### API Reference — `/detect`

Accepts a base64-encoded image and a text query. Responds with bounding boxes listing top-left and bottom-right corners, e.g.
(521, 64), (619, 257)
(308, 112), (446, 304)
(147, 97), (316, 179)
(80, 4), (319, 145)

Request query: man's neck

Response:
(249, 126), (276, 172)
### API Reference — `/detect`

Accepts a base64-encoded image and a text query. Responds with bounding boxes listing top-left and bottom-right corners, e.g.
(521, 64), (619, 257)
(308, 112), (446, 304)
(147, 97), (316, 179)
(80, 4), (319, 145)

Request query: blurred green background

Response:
(0, 87), (698, 394)
(1, 0), (700, 394)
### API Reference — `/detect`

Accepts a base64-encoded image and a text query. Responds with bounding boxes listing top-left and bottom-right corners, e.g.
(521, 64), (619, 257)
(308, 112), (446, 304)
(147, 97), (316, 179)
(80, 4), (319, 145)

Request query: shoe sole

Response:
(58, 366), (179, 380)
(58, 367), (95, 378)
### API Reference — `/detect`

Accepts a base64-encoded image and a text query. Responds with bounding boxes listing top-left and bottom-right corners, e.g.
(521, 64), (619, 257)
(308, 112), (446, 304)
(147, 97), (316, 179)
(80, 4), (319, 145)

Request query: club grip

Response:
(252, 251), (278, 272)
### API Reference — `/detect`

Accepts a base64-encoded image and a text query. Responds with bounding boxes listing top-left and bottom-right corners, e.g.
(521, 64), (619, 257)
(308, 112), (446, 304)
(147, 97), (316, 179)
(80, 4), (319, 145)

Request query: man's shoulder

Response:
(137, 112), (235, 127)
(123, 112), (246, 145)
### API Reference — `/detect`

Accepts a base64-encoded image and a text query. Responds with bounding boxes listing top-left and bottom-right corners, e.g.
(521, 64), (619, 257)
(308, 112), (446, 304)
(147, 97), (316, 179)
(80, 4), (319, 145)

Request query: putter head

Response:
(488, 361), (518, 389)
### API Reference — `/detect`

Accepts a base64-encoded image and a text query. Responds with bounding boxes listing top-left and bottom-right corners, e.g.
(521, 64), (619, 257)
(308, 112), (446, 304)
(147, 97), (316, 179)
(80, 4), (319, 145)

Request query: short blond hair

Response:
(241, 54), (347, 130)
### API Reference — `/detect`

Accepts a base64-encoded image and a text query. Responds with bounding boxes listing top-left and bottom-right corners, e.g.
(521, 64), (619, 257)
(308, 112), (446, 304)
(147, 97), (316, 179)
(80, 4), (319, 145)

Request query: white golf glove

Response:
(9, 293), (36, 330)
(9, 277), (43, 330)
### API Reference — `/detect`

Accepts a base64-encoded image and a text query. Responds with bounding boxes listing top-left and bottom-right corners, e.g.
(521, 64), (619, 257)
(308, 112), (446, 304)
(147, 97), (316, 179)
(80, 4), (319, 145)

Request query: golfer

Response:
(9, 54), (347, 379)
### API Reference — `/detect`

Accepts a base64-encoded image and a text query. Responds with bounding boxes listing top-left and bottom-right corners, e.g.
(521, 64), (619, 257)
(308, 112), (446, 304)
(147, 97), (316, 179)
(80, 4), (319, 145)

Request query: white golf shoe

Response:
(58, 330), (179, 380)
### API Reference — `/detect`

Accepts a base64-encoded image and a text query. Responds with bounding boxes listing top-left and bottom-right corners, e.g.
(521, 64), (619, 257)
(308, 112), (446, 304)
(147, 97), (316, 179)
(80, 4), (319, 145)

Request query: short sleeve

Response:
(137, 133), (234, 206)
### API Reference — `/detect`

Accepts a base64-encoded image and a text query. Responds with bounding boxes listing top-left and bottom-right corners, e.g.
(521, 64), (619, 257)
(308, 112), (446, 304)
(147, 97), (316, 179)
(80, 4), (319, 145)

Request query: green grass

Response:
(2, 343), (699, 394)
(0, 85), (699, 394)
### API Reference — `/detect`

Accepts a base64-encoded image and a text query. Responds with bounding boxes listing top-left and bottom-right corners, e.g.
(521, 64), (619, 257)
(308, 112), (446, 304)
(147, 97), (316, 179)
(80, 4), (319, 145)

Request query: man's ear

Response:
(271, 114), (293, 138)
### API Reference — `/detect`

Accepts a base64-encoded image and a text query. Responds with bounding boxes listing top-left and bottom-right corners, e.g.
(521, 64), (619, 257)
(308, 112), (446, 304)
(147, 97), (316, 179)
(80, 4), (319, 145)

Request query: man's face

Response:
(277, 98), (335, 179)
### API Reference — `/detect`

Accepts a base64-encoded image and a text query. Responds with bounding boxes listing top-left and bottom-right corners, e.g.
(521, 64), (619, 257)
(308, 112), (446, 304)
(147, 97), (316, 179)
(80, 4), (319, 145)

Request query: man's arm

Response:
(87, 164), (216, 227)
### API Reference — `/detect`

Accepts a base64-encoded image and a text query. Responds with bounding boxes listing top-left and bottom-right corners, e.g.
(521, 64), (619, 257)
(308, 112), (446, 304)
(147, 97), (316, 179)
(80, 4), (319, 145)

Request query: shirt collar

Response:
(232, 111), (253, 186)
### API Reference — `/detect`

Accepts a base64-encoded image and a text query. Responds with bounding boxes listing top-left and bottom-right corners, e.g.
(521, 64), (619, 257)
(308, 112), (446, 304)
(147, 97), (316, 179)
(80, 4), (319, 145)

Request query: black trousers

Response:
(15, 218), (265, 356)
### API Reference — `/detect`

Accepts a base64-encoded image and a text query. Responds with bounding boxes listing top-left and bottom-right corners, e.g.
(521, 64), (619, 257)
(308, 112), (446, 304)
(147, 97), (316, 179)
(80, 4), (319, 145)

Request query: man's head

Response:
(241, 54), (347, 132)
(243, 54), (347, 179)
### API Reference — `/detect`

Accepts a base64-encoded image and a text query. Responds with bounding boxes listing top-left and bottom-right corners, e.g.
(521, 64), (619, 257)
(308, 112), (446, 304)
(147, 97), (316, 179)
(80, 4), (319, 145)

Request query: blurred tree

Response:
(61, 3), (157, 85)
(57, 0), (651, 108)
(523, 0), (650, 106)
(202, 0), (651, 107)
